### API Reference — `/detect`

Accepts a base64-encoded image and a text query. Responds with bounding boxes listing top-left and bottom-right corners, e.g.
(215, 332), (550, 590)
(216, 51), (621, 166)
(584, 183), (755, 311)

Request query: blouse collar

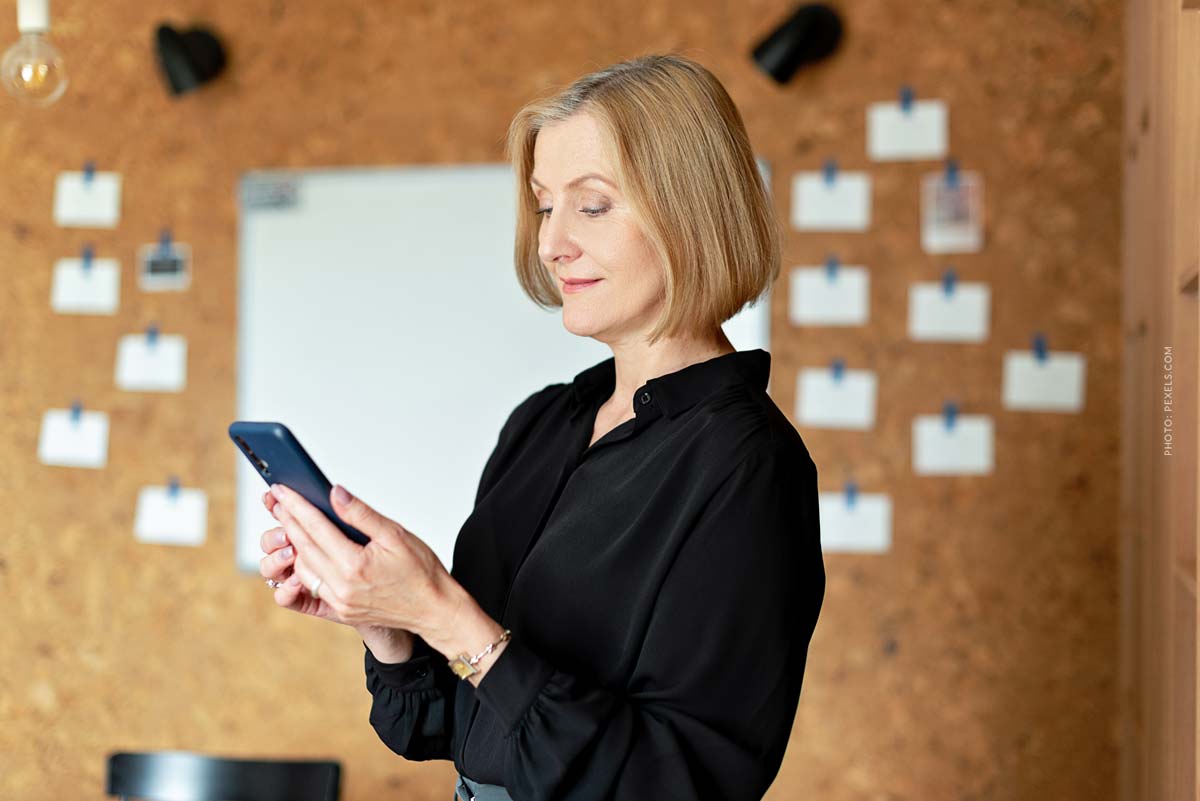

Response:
(569, 348), (771, 420)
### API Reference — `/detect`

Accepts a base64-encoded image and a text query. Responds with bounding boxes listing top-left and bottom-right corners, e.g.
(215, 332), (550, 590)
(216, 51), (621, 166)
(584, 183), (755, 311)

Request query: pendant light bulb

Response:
(3, 0), (68, 107)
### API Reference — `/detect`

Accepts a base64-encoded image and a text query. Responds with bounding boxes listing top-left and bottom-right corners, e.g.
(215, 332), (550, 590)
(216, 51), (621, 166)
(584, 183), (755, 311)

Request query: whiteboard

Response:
(235, 162), (772, 573)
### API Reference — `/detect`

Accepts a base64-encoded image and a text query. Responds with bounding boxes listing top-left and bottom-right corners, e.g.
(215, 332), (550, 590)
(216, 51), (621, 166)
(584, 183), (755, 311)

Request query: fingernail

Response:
(280, 546), (294, 559)
(287, 575), (300, 586)
(270, 484), (284, 499)
(274, 530), (287, 547)
(333, 484), (352, 505)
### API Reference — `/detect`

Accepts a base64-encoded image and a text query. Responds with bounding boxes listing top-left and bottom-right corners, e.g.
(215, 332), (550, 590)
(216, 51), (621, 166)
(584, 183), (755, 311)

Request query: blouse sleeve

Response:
(362, 385), (560, 763)
(364, 634), (457, 761)
(472, 444), (826, 801)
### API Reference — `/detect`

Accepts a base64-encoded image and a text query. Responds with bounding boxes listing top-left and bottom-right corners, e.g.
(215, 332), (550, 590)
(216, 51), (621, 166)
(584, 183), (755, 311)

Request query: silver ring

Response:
(310, 577), (323, 599)
(265, 579), (282, 589)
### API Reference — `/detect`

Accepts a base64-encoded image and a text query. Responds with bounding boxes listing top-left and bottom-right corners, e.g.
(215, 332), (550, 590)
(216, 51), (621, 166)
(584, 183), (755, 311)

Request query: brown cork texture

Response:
(0, 1), (1123, 800)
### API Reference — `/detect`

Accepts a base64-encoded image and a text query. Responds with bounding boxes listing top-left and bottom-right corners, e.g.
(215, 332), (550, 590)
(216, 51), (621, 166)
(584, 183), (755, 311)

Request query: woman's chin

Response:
(561, 311), (607, 339)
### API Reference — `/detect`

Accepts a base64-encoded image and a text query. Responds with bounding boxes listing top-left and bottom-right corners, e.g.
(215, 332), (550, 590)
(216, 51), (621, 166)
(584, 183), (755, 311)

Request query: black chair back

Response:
(106, 751), (340, 801)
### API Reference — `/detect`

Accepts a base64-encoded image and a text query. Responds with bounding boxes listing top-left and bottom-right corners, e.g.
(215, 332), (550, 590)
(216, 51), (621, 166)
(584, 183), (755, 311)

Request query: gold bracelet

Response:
(448, 628), (511, 680)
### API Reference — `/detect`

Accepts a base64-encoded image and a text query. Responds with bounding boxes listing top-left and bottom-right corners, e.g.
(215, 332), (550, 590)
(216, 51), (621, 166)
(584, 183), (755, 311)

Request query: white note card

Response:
(53, 171), (122, 228)
(921, 171), (983, 253)
(907, 281), (989, 341)
(790, 265), (869, 326)
(912, 414), (994, 475)
(38, 408), (109, 468)
(115, 334), (188, 392)
(134, 485), (209, 547)
(796, 368), (877, 429)
(867, 100), (949, 161)
(1002, 350), (1086, 412)
(791, 172), (872, 231)
(818, 491), (892, 553)
(51, 257), (121, 315)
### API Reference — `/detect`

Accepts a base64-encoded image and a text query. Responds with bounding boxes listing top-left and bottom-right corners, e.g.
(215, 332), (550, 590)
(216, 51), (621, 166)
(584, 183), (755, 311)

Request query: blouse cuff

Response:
(473, 634), (555, 734)
(363, 635), (438, 691)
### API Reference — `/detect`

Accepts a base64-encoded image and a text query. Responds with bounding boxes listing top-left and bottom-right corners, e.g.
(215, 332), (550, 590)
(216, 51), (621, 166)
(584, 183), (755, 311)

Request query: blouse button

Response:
(415, 667), (428, 678)
(640, 391), (652, 405)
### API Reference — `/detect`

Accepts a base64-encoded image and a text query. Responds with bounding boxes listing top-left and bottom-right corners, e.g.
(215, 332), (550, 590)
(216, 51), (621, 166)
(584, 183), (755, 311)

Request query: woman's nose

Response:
(537, 212), (581, 265)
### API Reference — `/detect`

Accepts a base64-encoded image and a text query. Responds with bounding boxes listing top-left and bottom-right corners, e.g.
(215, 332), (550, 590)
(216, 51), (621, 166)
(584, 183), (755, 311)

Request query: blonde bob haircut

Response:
(505, 53), (782, 346)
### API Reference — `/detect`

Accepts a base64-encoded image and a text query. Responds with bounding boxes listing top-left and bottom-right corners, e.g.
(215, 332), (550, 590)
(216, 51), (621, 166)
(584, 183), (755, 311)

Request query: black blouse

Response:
(363, 348), (825, 801)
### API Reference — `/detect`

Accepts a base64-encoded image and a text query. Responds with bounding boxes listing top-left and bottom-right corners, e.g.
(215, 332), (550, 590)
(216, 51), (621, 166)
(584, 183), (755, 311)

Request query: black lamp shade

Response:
(752, 3), (843, 84)
(155, 24), (227, 96)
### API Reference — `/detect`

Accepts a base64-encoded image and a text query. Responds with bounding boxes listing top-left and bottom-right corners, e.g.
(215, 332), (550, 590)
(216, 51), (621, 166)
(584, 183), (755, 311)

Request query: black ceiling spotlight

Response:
(154, 23), (227, 96)
(751, 3), (843, 84)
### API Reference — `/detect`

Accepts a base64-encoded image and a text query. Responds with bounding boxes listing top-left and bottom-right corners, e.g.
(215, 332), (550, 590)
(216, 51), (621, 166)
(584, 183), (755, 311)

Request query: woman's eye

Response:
(535, 207), (609, 218)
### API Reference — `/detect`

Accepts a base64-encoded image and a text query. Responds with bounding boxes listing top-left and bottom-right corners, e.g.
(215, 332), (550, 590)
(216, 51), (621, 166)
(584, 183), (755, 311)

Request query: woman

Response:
(259, 53), (825, 801)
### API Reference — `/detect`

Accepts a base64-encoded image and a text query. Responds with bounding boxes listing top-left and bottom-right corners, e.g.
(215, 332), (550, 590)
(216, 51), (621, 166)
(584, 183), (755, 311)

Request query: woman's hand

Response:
(264, 482), (464, 643)
(258, 490), (417, 661)
(259, 503), (343, 623)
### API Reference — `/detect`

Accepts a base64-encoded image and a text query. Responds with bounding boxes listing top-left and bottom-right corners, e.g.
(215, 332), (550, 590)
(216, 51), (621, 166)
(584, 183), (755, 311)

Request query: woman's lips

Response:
(562, 279), (602, 294)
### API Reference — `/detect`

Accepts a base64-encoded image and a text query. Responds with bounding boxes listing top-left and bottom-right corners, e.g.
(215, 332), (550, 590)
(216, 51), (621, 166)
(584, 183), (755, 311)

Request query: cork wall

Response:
(0, 1), (1123, 799)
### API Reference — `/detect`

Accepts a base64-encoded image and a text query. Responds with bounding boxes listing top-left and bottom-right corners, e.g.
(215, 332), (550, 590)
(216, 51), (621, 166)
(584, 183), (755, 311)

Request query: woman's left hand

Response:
(267, 482), (464, 640)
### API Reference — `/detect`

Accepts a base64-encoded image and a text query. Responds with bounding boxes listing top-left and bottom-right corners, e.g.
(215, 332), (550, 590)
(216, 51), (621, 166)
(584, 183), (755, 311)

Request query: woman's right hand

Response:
(258, 490), (417, 661)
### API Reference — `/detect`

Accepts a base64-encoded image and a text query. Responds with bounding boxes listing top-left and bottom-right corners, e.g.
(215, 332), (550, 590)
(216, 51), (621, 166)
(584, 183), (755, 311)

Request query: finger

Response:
(258, 544), (294, 580)
(271, 484), (363, 567)
(330, 484), (401, 546)
(288, 555), (341, 607)
(273, 574), (307, 608)
(259, 526), (290, 555)
(272, 498), (343, 594)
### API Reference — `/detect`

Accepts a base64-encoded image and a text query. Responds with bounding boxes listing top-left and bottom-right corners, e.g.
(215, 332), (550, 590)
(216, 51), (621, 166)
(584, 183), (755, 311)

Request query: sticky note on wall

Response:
(791, 171), (872, 231)
(115, 332), (188, 392)
(54, 170), (122, 228)
(51, 256), (120, 315)
(1002, 350), (1086, 412)
(912, 414), (995, 475)
(134, 485), (209, 546)
(907, 281), (989, 341)
(867, 99), (949, 161)
(38, 407), (109, 468)
(818, 491), (892, 553)
(795, 367), (877, 429)
(790, 263), (870, 326)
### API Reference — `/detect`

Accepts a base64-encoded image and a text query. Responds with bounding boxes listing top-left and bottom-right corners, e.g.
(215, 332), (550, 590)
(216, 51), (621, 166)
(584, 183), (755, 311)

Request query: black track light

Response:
(154, 23), (227, 96)
(751, 3), (843, 84)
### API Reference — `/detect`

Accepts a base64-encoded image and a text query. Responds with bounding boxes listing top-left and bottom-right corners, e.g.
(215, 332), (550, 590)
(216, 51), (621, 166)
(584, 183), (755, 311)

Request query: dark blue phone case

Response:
(228, 421), (370, 546)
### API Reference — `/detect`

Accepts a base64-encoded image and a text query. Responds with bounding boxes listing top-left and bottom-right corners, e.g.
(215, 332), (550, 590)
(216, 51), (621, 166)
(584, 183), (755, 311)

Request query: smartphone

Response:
(229, 421), (370, 545)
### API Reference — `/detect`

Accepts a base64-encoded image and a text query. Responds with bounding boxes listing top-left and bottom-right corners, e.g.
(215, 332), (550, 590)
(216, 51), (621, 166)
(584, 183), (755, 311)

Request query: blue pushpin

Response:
(831, 357), (845, 381)
(822, 158), (838, 186)
(83, 160), (96, 185)
(70, 400), (83, 424)
(942, 267), (957, 296)
(1032, 332), (1048, 364)
(943, 400), (959, 431)
(158, 228), (173, 257)
(146, 323), (159, 346)
(167, 475), (181, 500)
(845, 480), (858, 509)
(825, 253), (839, 281)
(81, 243), (94, 273)
(899, 85), (914, 113)
(945, 158), (960, 189)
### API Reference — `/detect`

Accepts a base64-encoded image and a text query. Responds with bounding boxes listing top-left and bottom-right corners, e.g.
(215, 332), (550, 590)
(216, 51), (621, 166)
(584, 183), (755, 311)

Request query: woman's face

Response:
(531, 112), (665, 345)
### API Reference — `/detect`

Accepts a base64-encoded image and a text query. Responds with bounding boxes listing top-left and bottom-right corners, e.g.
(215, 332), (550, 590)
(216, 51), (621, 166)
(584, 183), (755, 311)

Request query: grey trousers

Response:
(454, 772), (514, 801)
